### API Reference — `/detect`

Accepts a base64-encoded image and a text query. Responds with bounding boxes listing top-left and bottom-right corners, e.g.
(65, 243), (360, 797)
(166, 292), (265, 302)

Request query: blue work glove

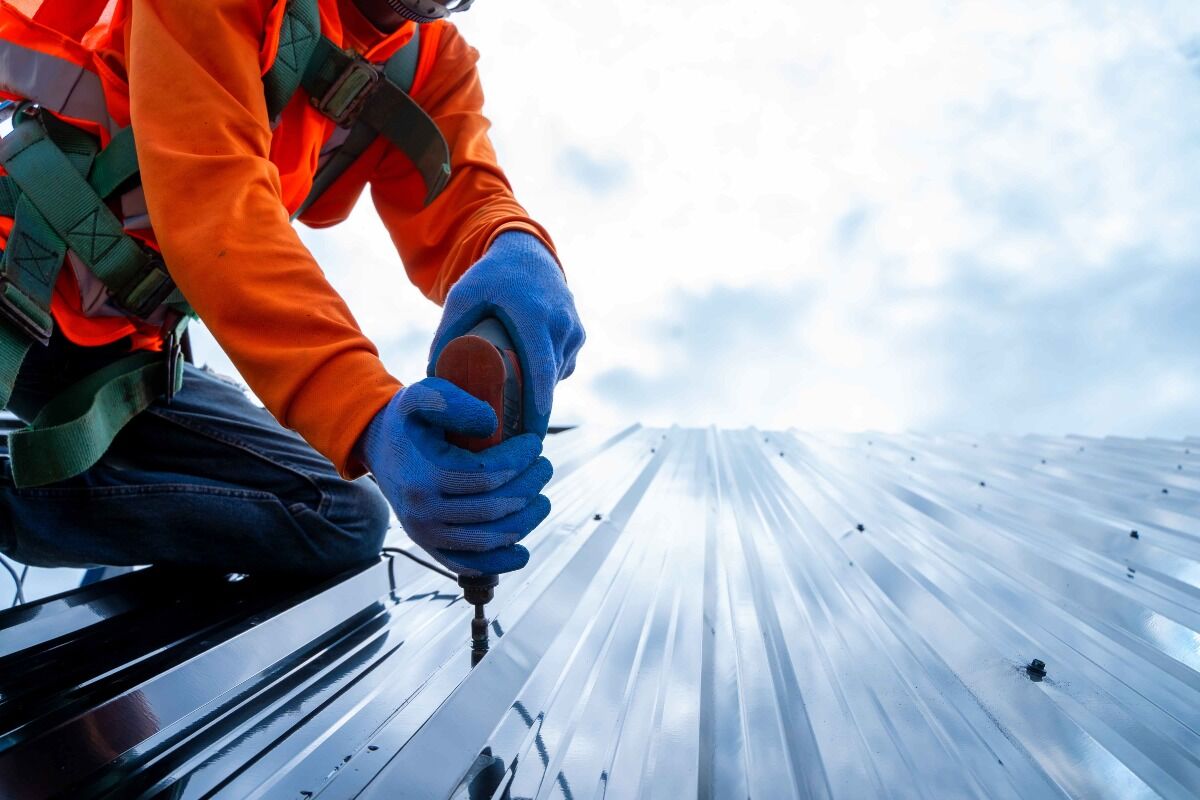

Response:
(360, 378), (553, 576)
(428, 231), (586, 438)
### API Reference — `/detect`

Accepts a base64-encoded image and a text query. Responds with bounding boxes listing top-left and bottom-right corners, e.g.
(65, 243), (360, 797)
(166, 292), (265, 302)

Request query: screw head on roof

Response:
(910, 456), (916, 461)
(1130, 530), (1139, 539)
(979, 481), (987, 487)
(1162, 488), (1169, 494)
(1026, 658), (1047, 679)
(1041, 459), (1047, 464)
(651, 448), (656, 453)
(779, 451), (785, 457)
(593, 513), (602, 521)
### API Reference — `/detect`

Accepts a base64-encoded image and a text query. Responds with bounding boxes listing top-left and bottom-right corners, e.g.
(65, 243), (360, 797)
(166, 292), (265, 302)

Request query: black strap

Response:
(301, 36), (450, 207)
(292, 28), (430, 218)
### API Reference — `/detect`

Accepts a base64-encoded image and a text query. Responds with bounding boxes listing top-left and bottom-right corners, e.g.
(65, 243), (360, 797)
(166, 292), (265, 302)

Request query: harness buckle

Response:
(0, 280), (51, 346)
(112, 252), (176, 320)
(312, 55), (380, 126)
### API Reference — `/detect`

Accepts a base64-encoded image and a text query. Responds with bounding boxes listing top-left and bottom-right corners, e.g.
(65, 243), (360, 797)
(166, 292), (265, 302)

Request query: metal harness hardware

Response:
(113, 251), (177, 320)
(311, 52), (381, 126)
(0, 280), (51, 345)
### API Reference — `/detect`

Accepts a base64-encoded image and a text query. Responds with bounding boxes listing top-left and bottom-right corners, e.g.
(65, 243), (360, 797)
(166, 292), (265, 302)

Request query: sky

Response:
(191, 0), (1200, 437)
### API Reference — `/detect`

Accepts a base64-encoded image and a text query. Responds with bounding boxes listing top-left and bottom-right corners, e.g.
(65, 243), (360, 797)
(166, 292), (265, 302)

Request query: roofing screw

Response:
(651, 448), (656, 453)
(856, 523), (865, 532)
(1026, 659), (1047, 680)
(593, 513), (602, 521)
(1040, 459), (1047, 464)
(779, 451), (785, 457)
(909, 456), (916, 462)
(979, 481), (987, 487)
(367, 745), (379, 752)
(1162, 488), (1169, 494)
(1177, 465), (1182, 470)
(1130, 530), (1139, 539)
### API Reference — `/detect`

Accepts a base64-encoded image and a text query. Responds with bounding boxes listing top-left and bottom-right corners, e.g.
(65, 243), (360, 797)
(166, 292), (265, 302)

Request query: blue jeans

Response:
(0, 333), (391, 576)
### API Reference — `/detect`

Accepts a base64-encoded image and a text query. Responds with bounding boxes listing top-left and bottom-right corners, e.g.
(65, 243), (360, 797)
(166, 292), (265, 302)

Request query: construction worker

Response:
(0, 0), (584, 578)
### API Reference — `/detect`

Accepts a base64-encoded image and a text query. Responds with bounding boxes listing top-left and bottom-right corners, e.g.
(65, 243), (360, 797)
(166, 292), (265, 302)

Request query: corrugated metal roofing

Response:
(1, 426), (1199, 799)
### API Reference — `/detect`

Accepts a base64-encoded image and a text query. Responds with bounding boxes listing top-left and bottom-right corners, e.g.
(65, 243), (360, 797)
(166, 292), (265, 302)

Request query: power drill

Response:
(433, 318), (523, 667)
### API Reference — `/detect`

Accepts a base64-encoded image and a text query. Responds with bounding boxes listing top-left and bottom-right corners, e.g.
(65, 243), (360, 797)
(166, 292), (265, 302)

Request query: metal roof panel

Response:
(0, 426), (1197, 798)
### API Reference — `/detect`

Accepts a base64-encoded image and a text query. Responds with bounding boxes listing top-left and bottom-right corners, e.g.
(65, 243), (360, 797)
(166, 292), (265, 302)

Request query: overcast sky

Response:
(193, 0), (1200, 437)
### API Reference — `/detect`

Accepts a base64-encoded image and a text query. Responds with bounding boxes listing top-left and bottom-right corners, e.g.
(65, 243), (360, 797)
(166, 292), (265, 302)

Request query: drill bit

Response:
(459, 574), (498, 667)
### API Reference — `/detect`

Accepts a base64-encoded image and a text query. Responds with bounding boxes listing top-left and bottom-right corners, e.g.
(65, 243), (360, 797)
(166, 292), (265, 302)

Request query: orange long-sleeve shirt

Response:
(113, 0), (553, 477)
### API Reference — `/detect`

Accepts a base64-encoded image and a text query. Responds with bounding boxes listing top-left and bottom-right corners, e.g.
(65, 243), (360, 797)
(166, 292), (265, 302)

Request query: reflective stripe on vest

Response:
(0, 38), (113, 131)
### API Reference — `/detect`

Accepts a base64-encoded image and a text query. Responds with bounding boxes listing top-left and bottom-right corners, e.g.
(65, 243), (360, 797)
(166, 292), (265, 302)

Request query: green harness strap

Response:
(291, 27), (423, 219)
(0, 110), (187, 488)
(88, 126), (141, 200)
(0, 113), (81, 409)
(264, 0), (449, 209)
(7, 347), (182, 487)
(0, 115), (183, 318)
(263, 0), (321, 122)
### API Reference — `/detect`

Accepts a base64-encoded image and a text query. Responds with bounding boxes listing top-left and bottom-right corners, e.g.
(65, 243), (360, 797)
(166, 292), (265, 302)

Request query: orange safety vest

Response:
(0, 0), (444, 350)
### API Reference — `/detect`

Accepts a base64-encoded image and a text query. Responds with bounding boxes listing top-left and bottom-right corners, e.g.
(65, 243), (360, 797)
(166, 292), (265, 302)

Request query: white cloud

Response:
(195, 0), (1200, 436)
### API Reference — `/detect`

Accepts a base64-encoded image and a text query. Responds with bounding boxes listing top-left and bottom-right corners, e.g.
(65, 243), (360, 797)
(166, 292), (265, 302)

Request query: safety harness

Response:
(0, 0), (450, 487)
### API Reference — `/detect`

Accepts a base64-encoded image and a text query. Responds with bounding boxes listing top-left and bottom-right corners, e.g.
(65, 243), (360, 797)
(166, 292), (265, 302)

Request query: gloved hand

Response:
(428, 231), (586, 438)
(360, 378), (553, 575)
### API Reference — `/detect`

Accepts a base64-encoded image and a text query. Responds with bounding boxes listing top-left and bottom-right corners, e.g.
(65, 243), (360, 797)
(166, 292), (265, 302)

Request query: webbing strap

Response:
(0, 322), (31, 409)
(2, 194), (65, 334)
(89, 126), (140, 200)
(263, 0), (321, 122)
(292, 126), (376, 221)
(7, 349), (182, 488)
(292, 28), (422, 219)
(301, 35), (450, 205)
(358, 78), (450, 205)
(385, 27), (422, 90)
(0, 177), (18, 217)
(0, 116), (178, 318)
(0, 119), (142, 288)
